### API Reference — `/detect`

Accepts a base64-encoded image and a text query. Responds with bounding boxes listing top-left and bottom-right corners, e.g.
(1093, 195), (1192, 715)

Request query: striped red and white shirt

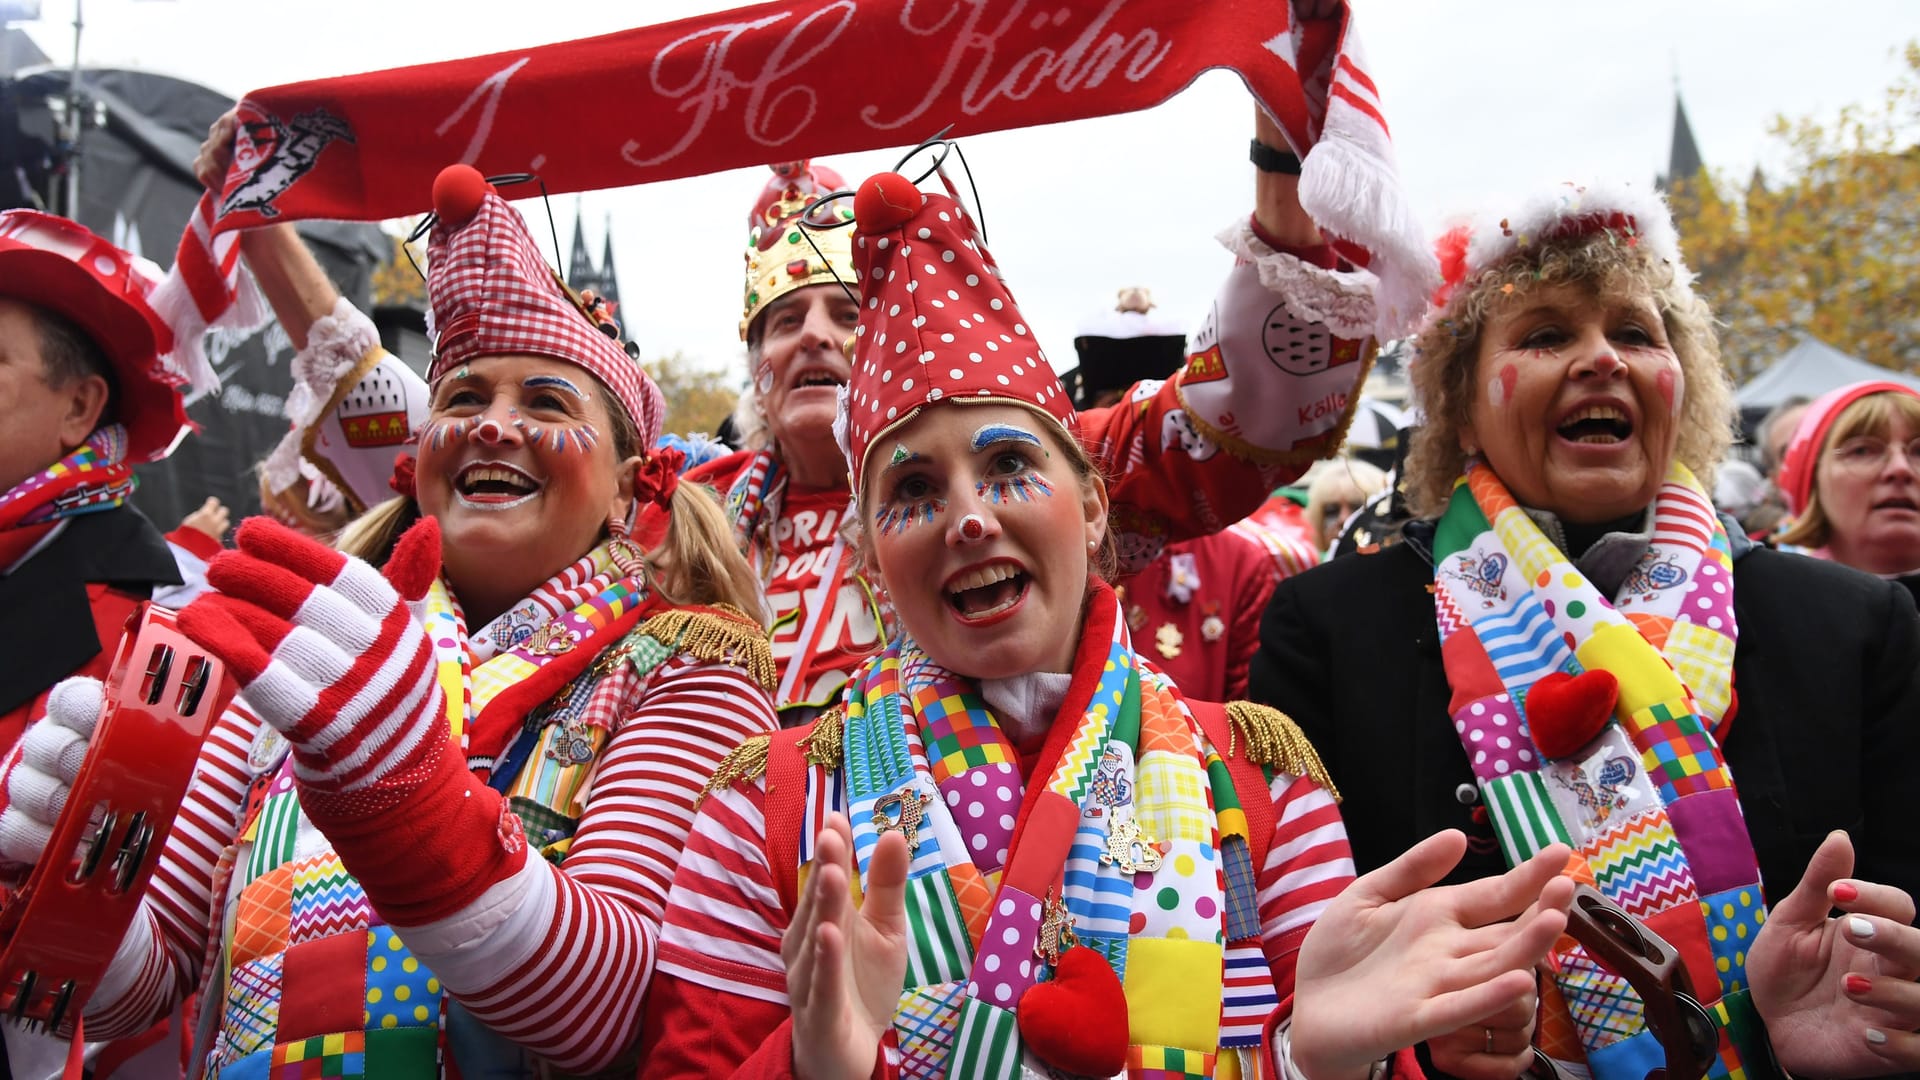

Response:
(83, 653), (776, 1075)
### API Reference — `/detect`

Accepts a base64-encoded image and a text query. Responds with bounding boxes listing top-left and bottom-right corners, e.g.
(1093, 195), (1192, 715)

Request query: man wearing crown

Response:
(675, 110), (1383, 725)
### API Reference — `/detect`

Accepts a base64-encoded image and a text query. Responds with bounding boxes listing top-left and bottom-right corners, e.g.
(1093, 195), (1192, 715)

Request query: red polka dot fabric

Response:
(426, 189), (665, 445)
(842, 177), (1074, 491)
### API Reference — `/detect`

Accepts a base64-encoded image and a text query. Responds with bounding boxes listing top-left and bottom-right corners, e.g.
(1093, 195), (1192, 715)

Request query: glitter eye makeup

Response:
(978, 473), (1055, 505)
(874, 496), (947, 536)
(971, 423), (1043, 454)
(523, 374), (587, 399)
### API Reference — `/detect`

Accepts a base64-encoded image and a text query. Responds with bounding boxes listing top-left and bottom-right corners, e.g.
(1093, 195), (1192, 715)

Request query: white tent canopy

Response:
(1736, 336), (1920, 411)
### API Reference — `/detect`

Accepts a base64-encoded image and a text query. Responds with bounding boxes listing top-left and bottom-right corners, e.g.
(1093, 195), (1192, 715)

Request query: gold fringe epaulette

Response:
(640, 604), (778, 692)
(1224, 701), (1340, 804)
(698, 734), (771, 807)
(797, 707), (845, 769)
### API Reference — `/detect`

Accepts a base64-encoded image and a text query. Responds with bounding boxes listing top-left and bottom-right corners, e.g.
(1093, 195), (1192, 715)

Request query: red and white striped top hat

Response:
(838, 172), (1072, 492)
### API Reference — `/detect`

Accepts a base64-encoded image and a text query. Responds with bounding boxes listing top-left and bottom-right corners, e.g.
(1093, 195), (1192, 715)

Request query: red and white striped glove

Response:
(178, 516), (445, 792)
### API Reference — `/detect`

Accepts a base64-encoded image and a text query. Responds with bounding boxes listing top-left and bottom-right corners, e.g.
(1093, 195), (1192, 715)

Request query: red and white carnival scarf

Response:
(174, 0), (1432, 353)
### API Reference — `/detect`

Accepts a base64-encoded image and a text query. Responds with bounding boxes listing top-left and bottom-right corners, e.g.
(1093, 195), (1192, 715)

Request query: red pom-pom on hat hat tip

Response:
(853, 172), (924, 234)
(432, 164), (492, 226)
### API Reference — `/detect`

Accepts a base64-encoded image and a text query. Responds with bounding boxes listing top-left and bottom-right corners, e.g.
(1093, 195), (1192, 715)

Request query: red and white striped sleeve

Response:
(1256, 773), (1354, 1002)
(639, 775), (808, 1077)
(390, 655), (778, 1074)
(84, 701), (262, 1035)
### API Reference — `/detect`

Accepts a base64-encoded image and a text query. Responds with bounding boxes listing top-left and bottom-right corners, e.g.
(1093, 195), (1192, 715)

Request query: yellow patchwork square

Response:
(1123, 937), (1223, 1052)
(1135, 753), (1212, 844)
(1665, 619), (1736, 720)
(1575, 622), (1682, 715)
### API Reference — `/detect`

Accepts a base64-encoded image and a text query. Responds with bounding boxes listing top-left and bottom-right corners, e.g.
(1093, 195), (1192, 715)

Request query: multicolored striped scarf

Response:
(1432, 460), (1770, 1079)
(722, 448), (785, 566)
(839, 596), (1266, 1079)
(0, 425), (136, 567)
(421, 544), (646, 756)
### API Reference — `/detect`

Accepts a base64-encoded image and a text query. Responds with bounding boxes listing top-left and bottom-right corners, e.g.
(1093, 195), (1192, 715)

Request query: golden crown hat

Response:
(740, 160), (858, 341)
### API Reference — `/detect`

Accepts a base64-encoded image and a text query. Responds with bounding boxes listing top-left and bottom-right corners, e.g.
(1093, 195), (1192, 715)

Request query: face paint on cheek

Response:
(755, 356), (775, 394)
(428, 417), (473, 451)
(1656, 366), (1680, 417)
(1486, 363), (1519, 411)
(978, 473), (1055, 505)
(550, 423), (600, 454)
(873, 497), (947, 536)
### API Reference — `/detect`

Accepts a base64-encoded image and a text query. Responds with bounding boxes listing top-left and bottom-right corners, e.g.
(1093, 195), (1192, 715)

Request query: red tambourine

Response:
(0, 604), (233, 1030)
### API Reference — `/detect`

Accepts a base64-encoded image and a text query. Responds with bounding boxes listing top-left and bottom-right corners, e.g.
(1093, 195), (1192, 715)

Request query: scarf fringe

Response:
(637, 605), (777, 692)
(1224, 702), (1339, 803)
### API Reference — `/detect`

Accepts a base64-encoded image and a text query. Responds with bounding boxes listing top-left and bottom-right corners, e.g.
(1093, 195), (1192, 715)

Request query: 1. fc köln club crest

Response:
(221, 106), (355, 219)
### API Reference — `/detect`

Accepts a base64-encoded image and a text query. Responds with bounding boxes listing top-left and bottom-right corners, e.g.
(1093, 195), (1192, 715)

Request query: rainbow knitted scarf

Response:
(1432, 460), (1771, 1079)
(0, 425), (136, 567)
(839, 594), (1263, 1078)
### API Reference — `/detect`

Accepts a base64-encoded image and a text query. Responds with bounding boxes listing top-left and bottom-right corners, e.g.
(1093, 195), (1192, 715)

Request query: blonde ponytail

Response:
(650, 480), (768, 627)
(335, 495), (421, 567)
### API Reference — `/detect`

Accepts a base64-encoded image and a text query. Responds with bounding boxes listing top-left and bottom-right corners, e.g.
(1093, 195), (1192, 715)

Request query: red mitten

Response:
(179, 516), (445, 791)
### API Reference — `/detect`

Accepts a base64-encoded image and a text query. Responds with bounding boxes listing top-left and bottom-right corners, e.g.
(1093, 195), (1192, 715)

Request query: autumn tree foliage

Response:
(644, 351), (743, 440)
(1674, 42), (1920, 382)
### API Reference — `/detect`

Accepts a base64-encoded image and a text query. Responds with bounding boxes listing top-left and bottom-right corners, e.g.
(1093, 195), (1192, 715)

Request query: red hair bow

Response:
(389, 453), (418, 499)
(632, 447), (685, 509)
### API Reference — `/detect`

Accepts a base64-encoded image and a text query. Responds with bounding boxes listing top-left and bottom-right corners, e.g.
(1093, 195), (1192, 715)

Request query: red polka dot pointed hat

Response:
(425, 165), (665, 445)
(838, 172), (1072, 492)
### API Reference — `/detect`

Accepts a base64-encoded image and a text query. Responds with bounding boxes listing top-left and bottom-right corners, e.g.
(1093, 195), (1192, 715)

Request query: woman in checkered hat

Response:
(0, 159), (779, 1076)
(639, 165), (1583, 1080)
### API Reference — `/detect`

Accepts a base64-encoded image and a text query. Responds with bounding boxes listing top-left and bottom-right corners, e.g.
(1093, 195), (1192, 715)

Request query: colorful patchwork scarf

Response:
(421, 544), (649, 766)
(839, 595), (1269, 1079)
(0, 425), (136, 567)
(1432, 461), (1770, 1079)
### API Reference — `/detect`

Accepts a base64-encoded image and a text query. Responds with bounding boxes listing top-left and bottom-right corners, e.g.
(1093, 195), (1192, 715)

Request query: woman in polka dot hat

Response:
(5, 159), (780, 1076)
(640, 165), (1586, 1080)
(1253, 180), (1920, 1078)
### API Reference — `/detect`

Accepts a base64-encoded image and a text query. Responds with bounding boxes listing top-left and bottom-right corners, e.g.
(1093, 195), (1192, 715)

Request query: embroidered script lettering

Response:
(437, 58), (532, 165)
(863, 0), (1174, 131)
(622, 3), (856, 167)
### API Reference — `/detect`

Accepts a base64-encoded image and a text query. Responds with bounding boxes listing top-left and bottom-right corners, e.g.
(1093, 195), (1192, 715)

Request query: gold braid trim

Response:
(1224, 701), (1340, 803)
(697, 734), (771, 807)
(797, 707), (845, 769)
(640, 604), (778, 692)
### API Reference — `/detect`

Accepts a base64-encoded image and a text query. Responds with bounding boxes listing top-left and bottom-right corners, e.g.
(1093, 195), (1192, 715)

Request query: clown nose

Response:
(853, 172), (924, 234)
(432, 164), (492, 226)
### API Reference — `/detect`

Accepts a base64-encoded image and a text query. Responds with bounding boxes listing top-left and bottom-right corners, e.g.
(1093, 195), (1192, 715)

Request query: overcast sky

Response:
(15, 0), (1920, 387)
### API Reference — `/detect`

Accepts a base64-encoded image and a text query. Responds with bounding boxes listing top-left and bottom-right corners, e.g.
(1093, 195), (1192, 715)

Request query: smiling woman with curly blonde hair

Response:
(1253, 181), (1920, 1079)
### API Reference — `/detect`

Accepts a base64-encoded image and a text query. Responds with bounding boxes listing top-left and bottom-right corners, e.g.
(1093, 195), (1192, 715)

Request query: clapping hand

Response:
(784, 815), (910, 1080)
(1750, 831), (1919, 1076)
(1291, 831), (1573, 1080)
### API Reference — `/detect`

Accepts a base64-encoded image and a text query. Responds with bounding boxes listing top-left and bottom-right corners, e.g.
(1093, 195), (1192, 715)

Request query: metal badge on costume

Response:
(0, 605), (234, 1029)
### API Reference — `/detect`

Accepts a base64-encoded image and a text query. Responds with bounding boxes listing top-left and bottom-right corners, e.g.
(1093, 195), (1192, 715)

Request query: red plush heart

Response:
(1525, 670), (1620, 759)
(1016, 946), (1129, 1076)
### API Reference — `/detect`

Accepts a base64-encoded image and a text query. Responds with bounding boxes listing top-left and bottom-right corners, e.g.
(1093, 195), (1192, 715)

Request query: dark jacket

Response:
(0, 503), (181, 750)
(1248, 518), (1920, 913)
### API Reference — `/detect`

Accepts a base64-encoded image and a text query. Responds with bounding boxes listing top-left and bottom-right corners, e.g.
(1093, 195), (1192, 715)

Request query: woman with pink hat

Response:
(639, 167), (1580, 1080)
(0, 165), (778, 1076)
(1775, 380), (1920, 587)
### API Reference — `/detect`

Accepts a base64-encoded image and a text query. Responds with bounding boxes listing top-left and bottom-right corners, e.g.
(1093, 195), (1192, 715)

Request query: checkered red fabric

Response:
(426, 188), (665, 445)
(842, 173), (1073, 491)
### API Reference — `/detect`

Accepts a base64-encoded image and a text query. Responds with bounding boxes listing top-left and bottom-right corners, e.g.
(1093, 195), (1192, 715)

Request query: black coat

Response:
(1248, 520), (1920, 914)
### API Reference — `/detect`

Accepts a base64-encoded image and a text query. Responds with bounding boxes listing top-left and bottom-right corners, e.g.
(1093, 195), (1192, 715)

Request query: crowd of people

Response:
(0, 14), (1915, 1080)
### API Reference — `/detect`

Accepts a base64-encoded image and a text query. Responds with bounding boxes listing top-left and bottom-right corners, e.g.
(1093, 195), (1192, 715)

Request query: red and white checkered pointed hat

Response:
(425, 165), (665, 445)
(838, 172), (1072, 492)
